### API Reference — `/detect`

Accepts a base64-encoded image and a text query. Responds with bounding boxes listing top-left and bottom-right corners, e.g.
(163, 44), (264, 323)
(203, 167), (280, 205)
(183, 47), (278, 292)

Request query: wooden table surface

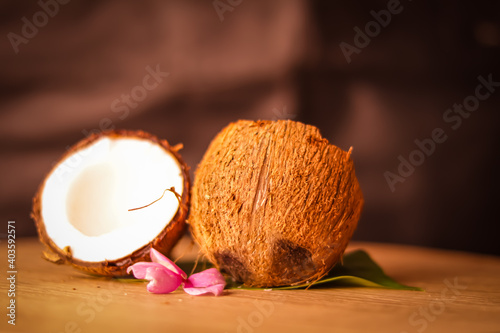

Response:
(1, 236), (499, 333)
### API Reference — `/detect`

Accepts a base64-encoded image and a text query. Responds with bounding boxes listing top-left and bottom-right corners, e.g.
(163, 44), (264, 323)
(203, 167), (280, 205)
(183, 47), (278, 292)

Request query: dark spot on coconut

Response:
(214, 251), (251, 282)
(271, 239), (316, 284)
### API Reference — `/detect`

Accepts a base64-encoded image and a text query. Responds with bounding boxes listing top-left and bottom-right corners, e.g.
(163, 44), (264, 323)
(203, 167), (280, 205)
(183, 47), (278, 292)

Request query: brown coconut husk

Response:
(31, 130), (190, 276)
(189, 120), (364, 287)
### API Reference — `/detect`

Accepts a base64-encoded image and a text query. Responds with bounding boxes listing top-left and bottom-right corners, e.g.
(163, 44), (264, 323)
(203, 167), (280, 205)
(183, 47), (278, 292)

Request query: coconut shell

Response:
(31, 129), (190, 276)
(189, 120), (364, 287)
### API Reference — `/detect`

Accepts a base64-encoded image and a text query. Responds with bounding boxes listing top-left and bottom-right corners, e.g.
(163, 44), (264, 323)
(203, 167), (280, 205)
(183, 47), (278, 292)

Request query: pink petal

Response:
(185, 268), (227, 287)
(145, 267), (183, 294)
(150, 248), (187, 279)
(183, 284), (226, 296)
(127, 262), (161, 279)
(127, 262), (183, 294)
(183, 268), (227, 296)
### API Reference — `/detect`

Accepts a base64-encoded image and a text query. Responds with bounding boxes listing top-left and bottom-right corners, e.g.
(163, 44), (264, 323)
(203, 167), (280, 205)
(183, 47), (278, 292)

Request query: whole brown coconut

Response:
(31, 130), (190, 276)
(190, 120), (363, 287)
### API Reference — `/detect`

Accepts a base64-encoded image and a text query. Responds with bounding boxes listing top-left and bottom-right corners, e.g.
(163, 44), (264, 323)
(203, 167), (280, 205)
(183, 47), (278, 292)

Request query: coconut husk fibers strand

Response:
(31, 130), (190, 276)
(190, 120), (364, 287)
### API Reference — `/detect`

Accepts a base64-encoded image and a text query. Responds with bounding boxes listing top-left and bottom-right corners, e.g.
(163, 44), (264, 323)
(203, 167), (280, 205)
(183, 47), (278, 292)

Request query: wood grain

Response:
(1, 237), (499, 333)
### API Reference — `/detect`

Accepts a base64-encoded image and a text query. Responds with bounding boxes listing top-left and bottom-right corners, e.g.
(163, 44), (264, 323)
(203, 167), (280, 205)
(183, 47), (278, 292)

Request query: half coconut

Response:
(31, 130), (190, 276)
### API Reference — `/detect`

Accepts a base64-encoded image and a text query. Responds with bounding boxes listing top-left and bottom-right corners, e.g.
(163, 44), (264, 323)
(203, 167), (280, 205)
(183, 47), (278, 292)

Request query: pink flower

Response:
(127, 248), (226, 296)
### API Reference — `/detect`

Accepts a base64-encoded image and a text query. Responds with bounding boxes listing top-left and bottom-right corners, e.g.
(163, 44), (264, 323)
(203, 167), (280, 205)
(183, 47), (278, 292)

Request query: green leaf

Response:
(230, 250), (423, 291)
(113, 277), (148, 283)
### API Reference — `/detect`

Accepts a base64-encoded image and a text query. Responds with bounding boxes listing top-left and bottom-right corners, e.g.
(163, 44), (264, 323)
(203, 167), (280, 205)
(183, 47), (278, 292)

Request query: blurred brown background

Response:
(1, 0), (499, 254)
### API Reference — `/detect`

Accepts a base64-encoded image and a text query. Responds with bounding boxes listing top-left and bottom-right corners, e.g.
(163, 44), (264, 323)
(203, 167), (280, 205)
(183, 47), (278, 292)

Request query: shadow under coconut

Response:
(228, 250), (423, 291)
(76, 250), (421, 291)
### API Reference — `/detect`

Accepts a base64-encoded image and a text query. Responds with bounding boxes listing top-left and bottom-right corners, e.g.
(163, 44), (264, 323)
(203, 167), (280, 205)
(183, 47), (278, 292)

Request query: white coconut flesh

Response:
(41, 136), (184, 262)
